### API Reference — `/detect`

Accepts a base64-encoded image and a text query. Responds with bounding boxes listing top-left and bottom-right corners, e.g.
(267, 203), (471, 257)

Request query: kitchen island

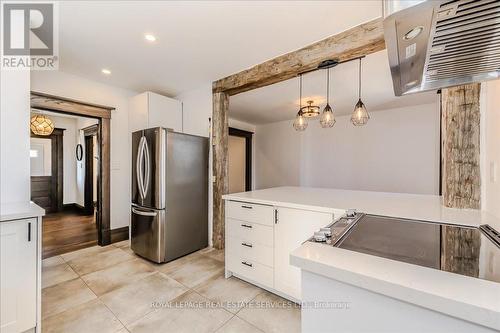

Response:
(223, 187), (500, 332)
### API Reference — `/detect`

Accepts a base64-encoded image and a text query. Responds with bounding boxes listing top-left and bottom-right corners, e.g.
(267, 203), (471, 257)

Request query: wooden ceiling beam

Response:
(213, 17), (385, 96)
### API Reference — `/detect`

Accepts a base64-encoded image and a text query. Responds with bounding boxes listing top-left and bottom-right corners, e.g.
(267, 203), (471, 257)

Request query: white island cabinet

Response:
(224, 199), (342, 301)
(0, 203), (44, 333)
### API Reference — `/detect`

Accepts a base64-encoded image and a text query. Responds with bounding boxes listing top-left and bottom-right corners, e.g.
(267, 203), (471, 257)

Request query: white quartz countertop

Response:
(291, 242), (500, 331)
(223, 187), (500, 330)
(0, 202), (45, 222)
(223, 186), (500, 229)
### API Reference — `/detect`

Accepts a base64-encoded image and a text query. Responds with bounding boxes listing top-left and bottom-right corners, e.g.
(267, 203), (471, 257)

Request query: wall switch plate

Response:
(490, 161), (497, 183)
(212, 176), (216, 183)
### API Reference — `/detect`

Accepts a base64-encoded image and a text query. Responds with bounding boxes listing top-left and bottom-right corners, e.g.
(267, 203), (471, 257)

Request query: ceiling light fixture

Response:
(144, 34), (156, 42)
(320, 68), (336, 128)
(300, 100), (320, 118)
(293, 75), (308, 131)
(30, 113), (54, 136)
(351, 58), (370, 126)
(101, 68), (111, 75)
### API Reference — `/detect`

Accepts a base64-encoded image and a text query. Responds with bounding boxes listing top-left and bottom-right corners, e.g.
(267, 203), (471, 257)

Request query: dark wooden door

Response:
(84, 135), (94, 215)
(30, 128), (64, 213)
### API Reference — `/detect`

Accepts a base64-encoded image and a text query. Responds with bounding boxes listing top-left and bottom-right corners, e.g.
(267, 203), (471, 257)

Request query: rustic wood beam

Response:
(213, 17), (385, 96)
(31, 91), (113, 118)
(212, 92), (229, 249)
(441, 83), (481, 209)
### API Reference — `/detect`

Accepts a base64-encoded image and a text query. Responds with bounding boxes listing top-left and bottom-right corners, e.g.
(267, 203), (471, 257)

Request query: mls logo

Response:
(1, 2), (58, 69)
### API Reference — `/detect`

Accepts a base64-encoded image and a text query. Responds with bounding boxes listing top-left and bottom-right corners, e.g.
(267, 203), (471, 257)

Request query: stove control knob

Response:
(320, 228), (332, 237)
(313, 231), (327, 242)
(346, 209), (357, 218)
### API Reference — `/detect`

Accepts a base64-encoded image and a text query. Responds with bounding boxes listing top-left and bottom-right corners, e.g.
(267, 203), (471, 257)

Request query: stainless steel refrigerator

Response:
(131, 127), (208, 263)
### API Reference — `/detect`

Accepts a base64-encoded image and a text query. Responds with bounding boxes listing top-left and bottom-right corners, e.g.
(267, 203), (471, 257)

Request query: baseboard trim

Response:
(63, 203), (86, 212)
(110, 226), (129, 244)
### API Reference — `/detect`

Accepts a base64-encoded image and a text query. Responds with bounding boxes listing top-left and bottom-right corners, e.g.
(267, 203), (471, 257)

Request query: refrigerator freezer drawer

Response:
(131, 206), (166, 263)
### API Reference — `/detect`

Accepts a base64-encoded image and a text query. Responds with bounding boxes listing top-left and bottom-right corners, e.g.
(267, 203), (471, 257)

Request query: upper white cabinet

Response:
(129, 92), (182, 133)
(0, 218), (39, 333)
(274, 207), (333, 300)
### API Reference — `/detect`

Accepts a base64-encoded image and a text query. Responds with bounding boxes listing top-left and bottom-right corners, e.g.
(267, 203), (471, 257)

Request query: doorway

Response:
(228, 127), (253, 193)
(30, 91), (114, 258)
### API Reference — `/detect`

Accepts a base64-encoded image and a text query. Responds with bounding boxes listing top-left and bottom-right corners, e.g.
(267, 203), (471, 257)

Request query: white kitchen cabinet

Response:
(1, 218), (40, 333)
(225, 199), (342, 302)
(129, 91), (182, 133)
(274, 207), (333, 301)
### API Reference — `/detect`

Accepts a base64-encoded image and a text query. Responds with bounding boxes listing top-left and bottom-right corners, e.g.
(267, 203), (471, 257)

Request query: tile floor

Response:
(42, 241), (301, 333)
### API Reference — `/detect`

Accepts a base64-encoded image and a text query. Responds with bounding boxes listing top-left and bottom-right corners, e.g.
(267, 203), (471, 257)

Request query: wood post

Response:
(212, 92), (229, 249)
(441, 83), (481, 209)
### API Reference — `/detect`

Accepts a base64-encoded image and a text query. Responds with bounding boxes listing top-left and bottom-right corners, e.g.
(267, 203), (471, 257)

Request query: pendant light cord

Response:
(358, 58), (362, 100)
(326, 68), (330, 104)
(299, 74), (303, 110)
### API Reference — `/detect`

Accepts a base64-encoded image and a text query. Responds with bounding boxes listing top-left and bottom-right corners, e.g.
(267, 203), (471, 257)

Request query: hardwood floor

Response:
(43, 208), (97, 259)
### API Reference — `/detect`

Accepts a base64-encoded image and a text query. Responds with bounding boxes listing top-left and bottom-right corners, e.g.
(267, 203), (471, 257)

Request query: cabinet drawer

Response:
(226, 201), (274, 226)
(226, 218), (273, 247)
(227, 236), (273, 267)
(227, 256), (273, 288)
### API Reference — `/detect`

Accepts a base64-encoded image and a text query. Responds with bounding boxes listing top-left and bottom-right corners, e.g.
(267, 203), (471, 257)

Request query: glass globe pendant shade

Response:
(293, 111), (308, 131)
(30, 114), (54, 135)
(320, 103), (336, 128)
(351, 99), (369, 126)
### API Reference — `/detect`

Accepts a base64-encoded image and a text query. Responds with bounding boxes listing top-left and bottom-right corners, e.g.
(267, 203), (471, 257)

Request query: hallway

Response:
(42, 208), (97, 259)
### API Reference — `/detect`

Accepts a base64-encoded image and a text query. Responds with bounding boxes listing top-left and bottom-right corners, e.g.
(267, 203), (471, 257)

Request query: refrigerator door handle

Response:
(132, 207), (158, 217)
(143, 138), (150, 197)
(136, 136), (146, 199)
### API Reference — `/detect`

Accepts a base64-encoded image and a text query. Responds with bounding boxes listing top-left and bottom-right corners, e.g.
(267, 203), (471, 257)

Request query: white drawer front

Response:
(228, 256), (273, 287)
(226, 218), (273, 247)
(226, 201), (274, 226)
(227, 236), (273, 267)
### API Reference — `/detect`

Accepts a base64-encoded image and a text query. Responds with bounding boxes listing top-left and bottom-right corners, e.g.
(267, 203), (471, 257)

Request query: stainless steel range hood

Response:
(383, 0), (500, 96)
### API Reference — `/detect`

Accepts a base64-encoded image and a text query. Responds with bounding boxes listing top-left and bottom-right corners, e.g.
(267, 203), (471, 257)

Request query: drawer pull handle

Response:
(28, 222), (31, 242)
(241, 261), (253, 267)
(241, 205), (253, 209)
(241, 242), (253, 248)
(241, 224), (252, 229)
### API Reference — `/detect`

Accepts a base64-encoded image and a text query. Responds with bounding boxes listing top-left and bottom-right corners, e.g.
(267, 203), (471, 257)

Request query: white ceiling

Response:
(229, 50), (438, 124)
(58, 1), (383, 96)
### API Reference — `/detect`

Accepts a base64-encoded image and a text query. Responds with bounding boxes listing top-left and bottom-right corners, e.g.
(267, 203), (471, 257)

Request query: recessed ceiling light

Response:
(101, 68), (111, 75)
(144, 34), (156, 42)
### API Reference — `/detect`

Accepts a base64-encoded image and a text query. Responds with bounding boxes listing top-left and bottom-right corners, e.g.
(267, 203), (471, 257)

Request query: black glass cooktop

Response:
(325, 214), (500, 283)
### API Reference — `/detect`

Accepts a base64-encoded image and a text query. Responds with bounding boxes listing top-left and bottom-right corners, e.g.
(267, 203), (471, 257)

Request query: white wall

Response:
(31, 71), (136, 229)
(255, 119), (304, 189)
(254, 103), (441, 195)
(1, 69), (31, 205)
(481, 80), (500, 227)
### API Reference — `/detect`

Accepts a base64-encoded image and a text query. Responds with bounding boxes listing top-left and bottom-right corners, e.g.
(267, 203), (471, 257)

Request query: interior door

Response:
(274, 207), (333, 301)
(0, 219), (37, 333)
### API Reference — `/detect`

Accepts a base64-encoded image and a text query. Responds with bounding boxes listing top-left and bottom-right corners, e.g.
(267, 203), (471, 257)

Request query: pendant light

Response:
(320, 68), (336, 128)
(293, 74), (308, 131)
(30, 113), (54, 136)
(351, 58), (369, 126)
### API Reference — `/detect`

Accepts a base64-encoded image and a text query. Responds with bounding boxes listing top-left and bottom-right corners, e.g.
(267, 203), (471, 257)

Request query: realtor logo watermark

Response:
(1, 1), (58, 70)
